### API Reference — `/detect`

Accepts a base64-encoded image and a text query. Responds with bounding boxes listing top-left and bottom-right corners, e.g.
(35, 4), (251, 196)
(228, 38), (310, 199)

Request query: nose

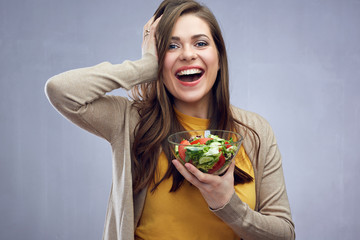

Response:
(180, 45), (197, 61)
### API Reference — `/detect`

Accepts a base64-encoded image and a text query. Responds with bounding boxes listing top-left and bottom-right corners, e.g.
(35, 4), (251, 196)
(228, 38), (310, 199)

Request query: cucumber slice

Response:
(199, 156), (214, 164)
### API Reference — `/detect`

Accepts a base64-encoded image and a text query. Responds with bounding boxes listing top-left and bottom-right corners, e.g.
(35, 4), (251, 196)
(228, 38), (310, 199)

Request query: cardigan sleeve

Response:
(211, 117), (295, 240)
(45, 53), (158, 142)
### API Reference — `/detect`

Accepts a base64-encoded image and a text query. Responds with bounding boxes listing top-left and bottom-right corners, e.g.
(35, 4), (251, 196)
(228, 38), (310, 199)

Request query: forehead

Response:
(171, 13), (212, 38)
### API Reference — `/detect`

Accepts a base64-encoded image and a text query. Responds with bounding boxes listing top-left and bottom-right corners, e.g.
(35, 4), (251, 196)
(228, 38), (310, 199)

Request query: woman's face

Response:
(162, 13), (219, 109)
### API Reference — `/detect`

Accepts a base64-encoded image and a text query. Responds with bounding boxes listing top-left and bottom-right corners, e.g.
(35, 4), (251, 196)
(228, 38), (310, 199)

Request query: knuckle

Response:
(197, 175), (206, 182)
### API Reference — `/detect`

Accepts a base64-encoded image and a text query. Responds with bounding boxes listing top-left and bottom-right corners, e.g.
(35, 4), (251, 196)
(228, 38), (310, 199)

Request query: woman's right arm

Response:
(45, 53), (158, 141)
(45, 16), (160, 142)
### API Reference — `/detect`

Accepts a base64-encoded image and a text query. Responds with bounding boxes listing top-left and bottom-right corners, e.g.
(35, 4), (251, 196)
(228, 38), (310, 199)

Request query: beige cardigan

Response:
(45, 53), (295, 240)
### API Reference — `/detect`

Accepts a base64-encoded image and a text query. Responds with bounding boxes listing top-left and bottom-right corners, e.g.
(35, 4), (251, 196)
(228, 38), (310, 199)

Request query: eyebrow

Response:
(171, 34), (210, 41)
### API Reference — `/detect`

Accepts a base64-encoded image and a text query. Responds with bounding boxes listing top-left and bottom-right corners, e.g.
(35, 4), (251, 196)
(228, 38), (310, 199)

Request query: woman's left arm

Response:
(173, 123), (295, 240)
(212, 127), (295, 240)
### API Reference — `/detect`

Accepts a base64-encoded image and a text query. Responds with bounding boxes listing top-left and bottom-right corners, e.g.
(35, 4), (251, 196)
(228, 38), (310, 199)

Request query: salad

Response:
(174, 134), (238, 174)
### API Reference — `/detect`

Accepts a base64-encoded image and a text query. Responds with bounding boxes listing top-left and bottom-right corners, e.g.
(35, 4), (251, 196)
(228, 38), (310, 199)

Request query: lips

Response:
(175, 66), (204, 86)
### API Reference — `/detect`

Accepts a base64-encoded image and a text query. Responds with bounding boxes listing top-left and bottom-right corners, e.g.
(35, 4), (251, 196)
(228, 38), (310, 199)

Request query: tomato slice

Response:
(190, 138), (213, 145)
(208, 153), (225, 174)
(178, 140), (190, 162)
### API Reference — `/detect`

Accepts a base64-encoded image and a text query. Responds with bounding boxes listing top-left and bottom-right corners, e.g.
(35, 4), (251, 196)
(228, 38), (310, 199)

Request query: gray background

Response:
(1, 0), (359, 239)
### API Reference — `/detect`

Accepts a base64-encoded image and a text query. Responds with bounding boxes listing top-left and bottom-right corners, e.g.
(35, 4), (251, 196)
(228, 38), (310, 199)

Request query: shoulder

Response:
(230, 105), (272, 137)
(230, 105), (278, 164)
(231, 105), (280, 174)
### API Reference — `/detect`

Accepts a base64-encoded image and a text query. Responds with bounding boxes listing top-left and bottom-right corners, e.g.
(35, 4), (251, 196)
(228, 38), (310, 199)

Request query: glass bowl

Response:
(167, 130), (243, 175)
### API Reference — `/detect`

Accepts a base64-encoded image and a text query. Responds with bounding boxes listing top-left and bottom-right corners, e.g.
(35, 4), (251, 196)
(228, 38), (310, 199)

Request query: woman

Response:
(45, 0), (295, 239)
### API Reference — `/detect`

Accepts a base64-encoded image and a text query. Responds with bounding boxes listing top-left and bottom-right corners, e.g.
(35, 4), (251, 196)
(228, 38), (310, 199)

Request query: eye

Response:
(168, 43), (179, 49)
(196, 41), (208, 47)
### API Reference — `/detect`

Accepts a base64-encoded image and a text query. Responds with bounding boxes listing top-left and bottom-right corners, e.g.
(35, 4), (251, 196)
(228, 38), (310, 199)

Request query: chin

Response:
(176, 90), (211, 105)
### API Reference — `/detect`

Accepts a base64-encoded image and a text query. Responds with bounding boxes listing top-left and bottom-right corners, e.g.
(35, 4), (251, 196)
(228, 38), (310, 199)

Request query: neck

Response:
(173, 94), (213, 119)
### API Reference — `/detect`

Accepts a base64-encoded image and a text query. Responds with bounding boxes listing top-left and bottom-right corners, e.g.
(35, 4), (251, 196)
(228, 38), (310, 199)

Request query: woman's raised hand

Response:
(172, 159), (236, 210)
(142, 16), (161, 58)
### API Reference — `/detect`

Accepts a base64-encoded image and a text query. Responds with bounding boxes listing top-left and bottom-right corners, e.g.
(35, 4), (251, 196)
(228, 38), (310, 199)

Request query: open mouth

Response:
(175, 68), (204, 82)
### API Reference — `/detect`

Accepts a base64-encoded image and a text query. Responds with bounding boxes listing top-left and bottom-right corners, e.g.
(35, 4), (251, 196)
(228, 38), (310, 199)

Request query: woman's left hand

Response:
(172, 159), (236, 209)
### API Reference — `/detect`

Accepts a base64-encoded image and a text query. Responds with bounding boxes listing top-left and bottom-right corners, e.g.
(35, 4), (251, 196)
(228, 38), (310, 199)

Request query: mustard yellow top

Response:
(135, 109), (255, 240)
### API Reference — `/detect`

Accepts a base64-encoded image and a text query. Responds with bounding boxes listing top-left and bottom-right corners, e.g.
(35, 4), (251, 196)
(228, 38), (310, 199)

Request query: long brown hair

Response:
(131, 0), (259, 194)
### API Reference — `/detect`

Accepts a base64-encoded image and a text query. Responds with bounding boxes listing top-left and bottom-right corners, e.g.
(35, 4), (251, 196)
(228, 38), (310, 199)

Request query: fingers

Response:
(143, 15), (161, 39)
(172, 160), (203, 187)
(173, 159), (234, 183)
(152, 15), (162, 29)
(142, 15), (162, 57)
(172, 159), (222, 185)
(184, 162), (217, 184)
(143, 16), (155, 30)
(143, 16), (154, 38)
(224, 160), (236, 178)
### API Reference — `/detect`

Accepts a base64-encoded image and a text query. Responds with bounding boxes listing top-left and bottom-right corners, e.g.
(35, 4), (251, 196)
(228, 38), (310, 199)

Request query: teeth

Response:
(177, 68), (203, 76)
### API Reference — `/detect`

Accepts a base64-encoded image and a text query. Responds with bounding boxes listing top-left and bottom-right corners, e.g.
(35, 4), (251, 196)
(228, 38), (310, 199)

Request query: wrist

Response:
(208, 190), (235, 210)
